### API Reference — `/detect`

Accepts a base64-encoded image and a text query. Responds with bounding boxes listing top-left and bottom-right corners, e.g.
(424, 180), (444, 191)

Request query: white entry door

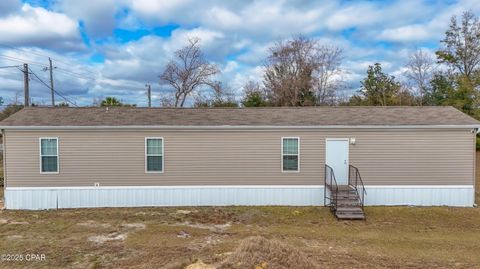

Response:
(326, 139), (349, 185)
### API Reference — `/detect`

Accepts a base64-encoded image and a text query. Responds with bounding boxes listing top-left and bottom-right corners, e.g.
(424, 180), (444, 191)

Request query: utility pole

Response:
(146, 84), (151, 107)
(23, 63), (29, 107)
(49, 57), (55, 106)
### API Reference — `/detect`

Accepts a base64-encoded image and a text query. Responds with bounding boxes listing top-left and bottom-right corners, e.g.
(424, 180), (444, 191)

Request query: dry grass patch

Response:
(0, 205), (479, 268)
(220, 236), (317, 269)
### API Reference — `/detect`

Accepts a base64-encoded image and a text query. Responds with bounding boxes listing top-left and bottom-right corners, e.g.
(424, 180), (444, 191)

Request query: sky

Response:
(0, 0), (479, 107)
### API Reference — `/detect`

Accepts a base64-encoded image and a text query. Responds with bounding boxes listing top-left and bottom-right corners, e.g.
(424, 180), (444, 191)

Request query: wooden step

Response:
(337, 195), (359, 199)
(335, 206), (365, 220)
(336, 200), (361, 206)
(336, 193), (358, 198)
(329, 185), (365, 220)
(336, 206), (363, 212)
(337, 189), (357, 193)
(337, 185), (353, 191)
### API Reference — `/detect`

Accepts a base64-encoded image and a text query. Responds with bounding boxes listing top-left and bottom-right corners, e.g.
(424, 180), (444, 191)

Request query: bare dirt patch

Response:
(87, 222), (146, 245)
(88, 232), (127, 244)
(185, 260), (215, 269)
(77, 220), (111, 228)
(174, 221), (231, 233)
(6, 235), (23, 240)
(121, 223), (146, 230)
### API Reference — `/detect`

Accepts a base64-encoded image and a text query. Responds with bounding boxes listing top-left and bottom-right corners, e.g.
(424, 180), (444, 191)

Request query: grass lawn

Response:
(0, 155), (478, 268)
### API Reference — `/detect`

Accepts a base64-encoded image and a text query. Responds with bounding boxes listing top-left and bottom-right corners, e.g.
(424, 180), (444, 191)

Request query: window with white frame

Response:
(40, 138), (58, 173)
(146, 138), (163, 172)
(282, 137), (299, 172)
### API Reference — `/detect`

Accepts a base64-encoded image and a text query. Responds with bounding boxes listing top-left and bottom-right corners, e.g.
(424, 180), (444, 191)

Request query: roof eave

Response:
(0, 125), (479, 130)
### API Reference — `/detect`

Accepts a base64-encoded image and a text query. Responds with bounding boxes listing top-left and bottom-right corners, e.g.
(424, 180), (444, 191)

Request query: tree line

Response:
(152, 10), (480, 118)
(1, 10), (480, 120)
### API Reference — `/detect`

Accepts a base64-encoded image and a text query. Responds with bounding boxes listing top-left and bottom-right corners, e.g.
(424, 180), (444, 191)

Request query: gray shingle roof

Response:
(0, 106), (479, 128)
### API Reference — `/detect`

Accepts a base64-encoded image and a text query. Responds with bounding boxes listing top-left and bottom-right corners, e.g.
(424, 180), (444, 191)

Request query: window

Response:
(145, 138), (164, 173)
(40, 138), (58, 173)
(282, 137), (299, 172)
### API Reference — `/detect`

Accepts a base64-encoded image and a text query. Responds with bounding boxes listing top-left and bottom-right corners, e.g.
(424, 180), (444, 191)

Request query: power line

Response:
(0, 65), (21, 69)
(28, 68), (79, 107)
(0, 43), (52, 59)
(0, 54), (47, 68)
(0, 43), (97, 75)
(0, 54), (96, 81)
(30, 74), (79, 107)
(54, 67), (97, 81)
(0, 54), (97, 81)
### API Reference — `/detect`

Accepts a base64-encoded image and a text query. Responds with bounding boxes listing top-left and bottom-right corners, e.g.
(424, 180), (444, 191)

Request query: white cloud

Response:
(0, 3), (82, 50)
(100, 27), (227, 83)
(377, 0), (480, 43)
(1, 0), (479, 107)
(128, 0), (195, 24)
(56, 0), (119, 38)
(379, 24), (433, 43)
(0, 0), (21, 16)
(325, 2), (381, 31)
(127, 0), (332, 40)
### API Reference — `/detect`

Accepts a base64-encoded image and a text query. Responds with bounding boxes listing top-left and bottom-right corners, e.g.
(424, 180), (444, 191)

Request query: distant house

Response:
(0, 106), (478, 212)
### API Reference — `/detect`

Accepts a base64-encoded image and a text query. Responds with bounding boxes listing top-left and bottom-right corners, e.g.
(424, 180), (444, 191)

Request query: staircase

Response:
(324, 165), (366, 220)
(335, 185), (365, 219)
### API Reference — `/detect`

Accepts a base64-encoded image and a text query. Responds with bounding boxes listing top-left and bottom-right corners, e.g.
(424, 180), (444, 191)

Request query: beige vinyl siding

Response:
(3, 128), (474, 187)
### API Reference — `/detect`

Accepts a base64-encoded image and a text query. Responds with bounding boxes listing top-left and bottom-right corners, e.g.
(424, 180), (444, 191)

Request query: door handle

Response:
(344, 160), (347, 164)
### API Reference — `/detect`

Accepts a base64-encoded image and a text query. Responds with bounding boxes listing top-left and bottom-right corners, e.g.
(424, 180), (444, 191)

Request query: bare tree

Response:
(404, 49), (436, 103)
(159, 94), (175, 107)
(160, 37), (220, 107)
(194, 82), (238, 107)
(436, 10), (480, 79)
(263, 36), (343, 106)
(264, 37), (317, 106)
(313, 45), (344, 105)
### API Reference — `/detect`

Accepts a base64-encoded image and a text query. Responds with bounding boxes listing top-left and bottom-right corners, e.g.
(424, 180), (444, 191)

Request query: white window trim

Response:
(39, 137), (59, 174)
(145, 137), (164, 174)
(281, 137), (300, 173)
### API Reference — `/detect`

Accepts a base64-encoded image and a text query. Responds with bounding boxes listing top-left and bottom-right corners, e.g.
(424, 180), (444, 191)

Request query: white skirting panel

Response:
(364, 185), (475, 207)
(5, 185), (475, 210)
(5, 186), (325, 210)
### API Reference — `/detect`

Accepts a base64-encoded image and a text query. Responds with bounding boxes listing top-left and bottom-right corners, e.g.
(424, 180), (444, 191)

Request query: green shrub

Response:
(477, 135), (480, 151)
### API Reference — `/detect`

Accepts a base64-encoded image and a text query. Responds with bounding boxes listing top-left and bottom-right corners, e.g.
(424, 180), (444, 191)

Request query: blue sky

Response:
(0, 0), (479, 106)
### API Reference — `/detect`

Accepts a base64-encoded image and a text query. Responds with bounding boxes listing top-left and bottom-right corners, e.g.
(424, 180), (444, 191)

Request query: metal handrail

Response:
(349, 165), (366, 209)
(324, 164), (339, 213)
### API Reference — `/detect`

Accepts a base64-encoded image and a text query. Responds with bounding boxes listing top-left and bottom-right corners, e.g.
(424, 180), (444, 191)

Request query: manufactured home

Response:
(0, 106), (478, 216)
